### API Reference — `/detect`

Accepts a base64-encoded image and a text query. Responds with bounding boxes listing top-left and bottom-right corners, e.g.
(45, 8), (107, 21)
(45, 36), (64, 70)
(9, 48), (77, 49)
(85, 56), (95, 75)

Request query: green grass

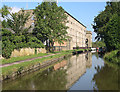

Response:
(2, 49), (84, 76)
(104, 50), (120, 68)
(2, 51), (70, 75)
(2, 49), (85, 65)
(0, 41), (1, 55)
(2, 53), (49, 65)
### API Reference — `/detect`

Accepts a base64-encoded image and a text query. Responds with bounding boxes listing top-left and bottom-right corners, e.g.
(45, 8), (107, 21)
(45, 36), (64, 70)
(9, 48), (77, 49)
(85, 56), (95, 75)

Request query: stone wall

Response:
(11, 48), (46, 57)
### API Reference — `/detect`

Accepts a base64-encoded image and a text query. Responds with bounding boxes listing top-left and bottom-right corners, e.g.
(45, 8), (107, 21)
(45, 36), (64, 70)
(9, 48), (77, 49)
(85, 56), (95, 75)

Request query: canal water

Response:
(2, 52), (119, 90)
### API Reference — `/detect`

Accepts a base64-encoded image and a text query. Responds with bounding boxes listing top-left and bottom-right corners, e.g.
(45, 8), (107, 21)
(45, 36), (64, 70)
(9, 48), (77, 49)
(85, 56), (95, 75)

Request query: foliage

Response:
(1, 5), (45, 59)
(93, 64), (118, 90)
(1, 20), (9, 28)
(0, 29), (1, 41)
(33, 1), (68, 52)
(93, 2), (120, 51)
(3, 66), (67, 90)
(2, 29), (44, 59)
(0, 6), (31, 35)
(2, 50), (73, 75)
(0, 41), (1, 55)
(2, 39), (15, 59)
(26, 36), (45, 48)
(104, 50), (120, 66)
(0, 5), (11, 18)
(104, 14), (120, 50)
(92, 41), (106, 48)
(2, 29), (15, 58)
(7, 10), (31, 35)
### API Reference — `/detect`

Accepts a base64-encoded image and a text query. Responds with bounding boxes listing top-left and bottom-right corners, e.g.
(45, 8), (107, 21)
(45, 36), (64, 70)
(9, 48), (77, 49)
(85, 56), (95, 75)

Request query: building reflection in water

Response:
(3, 52), (92, 90)
(53, 52), (92, 89)
(86, 52), (92, 68)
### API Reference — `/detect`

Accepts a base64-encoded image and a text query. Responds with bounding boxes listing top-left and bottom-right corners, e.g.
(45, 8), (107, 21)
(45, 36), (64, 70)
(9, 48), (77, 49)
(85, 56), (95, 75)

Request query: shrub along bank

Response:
(104, 50), (120, 68)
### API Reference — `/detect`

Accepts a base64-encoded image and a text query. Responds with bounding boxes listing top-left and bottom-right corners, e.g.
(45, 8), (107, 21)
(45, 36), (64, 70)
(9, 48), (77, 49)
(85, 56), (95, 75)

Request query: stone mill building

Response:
(22, 9), (92, 51)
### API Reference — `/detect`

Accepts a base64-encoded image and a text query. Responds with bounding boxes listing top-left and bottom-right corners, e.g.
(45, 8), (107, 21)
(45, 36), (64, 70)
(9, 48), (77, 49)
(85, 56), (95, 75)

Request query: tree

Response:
(92, 41), (106, 48)
(2, 20), (9, 28)
(1, 6), (44, 59)
(0, 6), (31, 35)
(33, 1), (68, 52)
(2, 29), (15, 58)
(104, 14), (120, 50)
(0, 5), (11, 28)
(2, 28), (44, 59)
(92, 2), (120, 51)
(7, 10), (31, 35)
(0, 5), (11, 18)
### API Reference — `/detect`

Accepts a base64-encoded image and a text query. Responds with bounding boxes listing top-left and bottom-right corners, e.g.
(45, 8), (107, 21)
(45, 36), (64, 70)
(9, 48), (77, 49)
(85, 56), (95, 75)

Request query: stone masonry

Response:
(22, 9), (92, 50)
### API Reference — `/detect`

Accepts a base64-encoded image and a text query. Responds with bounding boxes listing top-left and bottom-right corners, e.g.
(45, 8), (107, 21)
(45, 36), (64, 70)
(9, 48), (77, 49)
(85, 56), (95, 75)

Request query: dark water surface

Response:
(2, 52), (119, 90)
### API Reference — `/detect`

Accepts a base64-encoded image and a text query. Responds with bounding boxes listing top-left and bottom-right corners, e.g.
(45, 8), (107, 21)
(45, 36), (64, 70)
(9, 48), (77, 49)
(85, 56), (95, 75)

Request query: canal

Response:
(2, 52), (119, 90)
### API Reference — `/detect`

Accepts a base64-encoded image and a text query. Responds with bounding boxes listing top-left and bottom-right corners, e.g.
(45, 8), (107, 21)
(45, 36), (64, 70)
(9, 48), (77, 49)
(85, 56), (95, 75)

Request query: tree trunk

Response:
(51, 41), (54, 52)
(49, 40), (54, 52)
(46, 39), (49, 53)
(49, 40), (51, 52)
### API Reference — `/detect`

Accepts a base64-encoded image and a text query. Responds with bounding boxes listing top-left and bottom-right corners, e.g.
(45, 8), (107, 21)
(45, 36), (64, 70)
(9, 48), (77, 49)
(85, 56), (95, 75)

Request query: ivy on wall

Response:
(2, 29), (44, 59)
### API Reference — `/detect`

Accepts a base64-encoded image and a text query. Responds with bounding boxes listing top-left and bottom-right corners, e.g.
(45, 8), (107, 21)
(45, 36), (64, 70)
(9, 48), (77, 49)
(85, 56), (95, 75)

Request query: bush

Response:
(2, 40), (15, 59)
(2, 29), (44, 59)
(104, 50), (120, 66)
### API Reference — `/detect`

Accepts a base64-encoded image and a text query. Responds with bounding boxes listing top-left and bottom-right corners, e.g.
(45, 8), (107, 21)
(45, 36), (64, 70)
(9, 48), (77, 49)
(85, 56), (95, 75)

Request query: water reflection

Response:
(2, 52), (118, 90)
(70, 52), (119, 90)
(2, 52), (91, 90)
(86, 53), (92, 68)
(93, 64), (119, 90)
(66, 53), (88, 89)
(3, 67), (67, 90)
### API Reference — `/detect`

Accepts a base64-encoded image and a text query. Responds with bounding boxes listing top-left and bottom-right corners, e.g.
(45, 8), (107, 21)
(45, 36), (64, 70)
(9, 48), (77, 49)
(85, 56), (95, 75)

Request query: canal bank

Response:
(104, 50), (120, 69)
(1, 49), (87, 81)
(2, 52), (119, 90)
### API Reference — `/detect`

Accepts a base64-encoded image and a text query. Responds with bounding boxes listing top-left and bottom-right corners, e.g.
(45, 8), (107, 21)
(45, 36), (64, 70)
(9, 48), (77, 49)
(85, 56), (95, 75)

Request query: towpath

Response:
(0, 53), (59, 68)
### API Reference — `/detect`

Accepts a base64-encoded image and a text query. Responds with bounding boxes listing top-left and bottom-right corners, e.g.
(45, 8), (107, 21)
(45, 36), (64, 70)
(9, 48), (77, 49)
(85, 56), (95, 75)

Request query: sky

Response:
(0, 2), (107, 42)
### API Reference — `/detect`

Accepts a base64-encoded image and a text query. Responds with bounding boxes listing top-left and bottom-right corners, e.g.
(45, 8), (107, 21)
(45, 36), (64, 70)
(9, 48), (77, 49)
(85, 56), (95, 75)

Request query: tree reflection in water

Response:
(93, 61), (119, 90)
(3, 67), (67, 90)
(4, 52), (118, 90)
(3, 53), (89, 90)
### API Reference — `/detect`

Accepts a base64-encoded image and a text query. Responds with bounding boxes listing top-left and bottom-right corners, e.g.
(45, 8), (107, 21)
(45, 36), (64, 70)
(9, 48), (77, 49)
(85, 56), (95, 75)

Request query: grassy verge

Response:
(104, 50), (120, 68)
(2, 49), (85, 65)
(0, 41), (1, 55)
(50, 49), (85, 54)
(2, 53), (49, 65)
(2, 49), (84, 76)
